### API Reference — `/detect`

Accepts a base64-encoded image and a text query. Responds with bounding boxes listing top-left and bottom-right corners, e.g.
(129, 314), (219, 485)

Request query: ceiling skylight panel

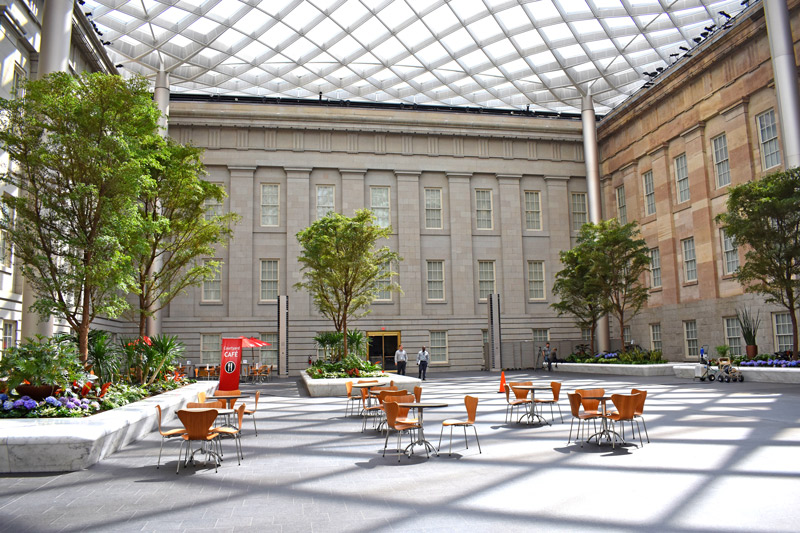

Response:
(351, 51), (382, 66)
(100, 8), (137, 25)
(372, 37), (407, 63)
(440, 28), (473, 55)
(584, 38), (617, 55)
(483, 40), (517, 62)
(330, 0), (370, 29)
(147, 24), (173, 42)
(423, 4), (460, 34)
(458, 49), (491, 71)
(415, 41), (450, 64)
(206, 0), (245, 21)
(351, 17), (390, 44)
(262, 22), (295, 48)
(237, 41), (269, 63)
(604, 16), (636, 32)
(308, 0), (341, 12)
(154, 6), (189, 26)
(502, 57), (532, 75)
(282, 2), (322, 30)
(588, 0), (624, 10)
(327, 35), (362, 60)
(527, 0), (560, 23)
(376, 1), (415, 27)
(212, 27), (246, 50)
(232, 9), (271, 35)
(185, 17), (219, 36)
(539, 23), (574, 45)
(412, 71), (438, 85)
(511, 29), (545, 51)
(287, 65), (315, 80)
(493, 5), (531, 33)
(370, 68), (398, 83)
(166, 34), (194, 48)
(305, 17), (343, 48)
(282, 37), (320, 62)
(556, 44), (585, 61)
(528, 50), (557, 70)
(448, 0), (486, 20)
(397, 20), (433, 50)
(570, 18), (604, 38)
(559, 1), (592, 16)
(467, 16), (503, 42)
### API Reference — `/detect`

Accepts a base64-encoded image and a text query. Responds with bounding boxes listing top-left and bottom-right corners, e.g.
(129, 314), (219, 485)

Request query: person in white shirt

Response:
(417, 346), (430, 380)
(394, 345), (408, 375)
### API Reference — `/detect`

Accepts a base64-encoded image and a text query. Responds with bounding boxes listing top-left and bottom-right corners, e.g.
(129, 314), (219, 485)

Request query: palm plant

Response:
(736, 308), (761, 346)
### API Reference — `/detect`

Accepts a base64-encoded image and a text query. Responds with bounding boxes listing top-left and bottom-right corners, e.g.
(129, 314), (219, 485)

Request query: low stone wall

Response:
(0, 381), (217, 473)
(301, 372), (422, 397)
(553, 363), (679, 377)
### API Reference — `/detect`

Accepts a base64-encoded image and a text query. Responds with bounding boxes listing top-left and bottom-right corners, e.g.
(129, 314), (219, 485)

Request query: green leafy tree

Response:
(295, 209), (401, 358)
(551, 241), (605, 353)
(716, 168), (800, 357)
(0, 72), (161, 363)
(130, 137), (238, 337)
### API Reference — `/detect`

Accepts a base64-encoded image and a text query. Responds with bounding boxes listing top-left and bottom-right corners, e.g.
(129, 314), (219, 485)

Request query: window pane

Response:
(204, 183), (223, 220)
(643, 171), (656, 216)
(712, 134), (731, 187)
(317, 185), (335, 219)
(375, 261), (392, 301)
(201, 334), (221, 364)
(430, 331), (447, 363)
(476, 189), (492, 229)
(427, 260), (444, 300)
(616, 185), (627, 224)
(260, 259), (278, 301)
(758, 109), (781, 170)
(532, 329), (549, 343)
(684, 320), (698, 357)
(675, 154), (689, 203)
(775, 313), (793, 351)
(260, 333), (278, 367)
(478, 260), (495, 299)
(650, 323), (662, 352)
(721, 229), (739, 275)
(682, 238), (696, 282)
(261, 184), (279, 226)
(527, 260), (544, 300)
(425, 188), (442, 229)
(371, 187), (390, 228)
(725, 317), (742, 356)
(524, 191), (541, 230)
(202, 260), (221, 301)
(649, 247), (661, 288)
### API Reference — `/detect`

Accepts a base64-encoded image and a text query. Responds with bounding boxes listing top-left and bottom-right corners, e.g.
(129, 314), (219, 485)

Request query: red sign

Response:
(219, 338), (243, 391)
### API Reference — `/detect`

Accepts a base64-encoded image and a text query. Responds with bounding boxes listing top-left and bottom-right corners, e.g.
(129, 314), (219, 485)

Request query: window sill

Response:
(258, 300), (278, 304)
(649, 287), (662, 293)
(200, 301), (223, 305)
(682, 280), (698, 287)
(426, 300), (447, 304)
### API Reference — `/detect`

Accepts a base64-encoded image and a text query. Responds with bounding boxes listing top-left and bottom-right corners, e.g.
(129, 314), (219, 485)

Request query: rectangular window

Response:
(370, 186), (390, 228)
(475, 189), (493, 229)
(623, 326), (632, 345)
(316, 185), (335, 219)
(712, 134), (731, 187)
(581, 328), (591, 341)
(200, 334), (221, 365)
(684, 320), (699, 358)
(375, 261), (393, 301)
(260, 259), (279, 301)
(426, 260), (445, 301)
(757, 109), (781, 170)
(424, 188), (442, 229)
(527, 260), (545, 300)
(204, 184), (223, 220)
(616, 185), (627, 224)
(202, 260), (221, 302)
(0, 207), (12, 268)
(649, 247), (662, 288)
(675, 153), (690, 203)
(260, 333), (278, 367)
(532, 329), (549, 343)
(721, 229), (739, 275)
(430, 331), (448, 363)
(478, 260), (495, 300)
(725, 317), (742, 356)
(650, 323), (662, 352)
(774, 313), (793, 352)
(682, 237), (697, 282)
(260, 184), (279, 226)
(2, 321), (15, 357)
(643, 171), (656, 216)
(11, 65), (25, 99)
(524, 191), (542, 230)
(571, 192), (587, 230)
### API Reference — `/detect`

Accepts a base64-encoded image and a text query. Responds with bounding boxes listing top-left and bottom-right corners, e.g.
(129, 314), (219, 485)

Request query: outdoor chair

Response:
(383, 393), (418, 429)
(382, 401), (421, 462)
(155, 405), (186, 469)
(567, 392), (599, 447)
(414, 385), (422, 402)
(575, 388), (605, 416)
(631, 388), (650, 443)
(533, 381), (564, 423)
(344, 381), (361, 417)
(504, 382), (532, 423)
(197, 392), (207, 403)
(175, 408), (221, 474)
(212, 403), (246, 465)
(438, 395), (481, 456)
(243, 391), (261, 436)
(606, 394), (643, 448)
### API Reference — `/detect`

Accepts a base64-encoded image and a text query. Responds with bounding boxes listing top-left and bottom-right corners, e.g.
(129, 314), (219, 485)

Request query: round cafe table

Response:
(583, 395), (624, 447)
(397, 402), (448, 457)
(510, 385), (552, 426)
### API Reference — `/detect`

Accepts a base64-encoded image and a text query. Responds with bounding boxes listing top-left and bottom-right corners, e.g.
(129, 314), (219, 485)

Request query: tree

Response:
(551, 242), (605, 353)
(0, 72), (161, 364)
(129, 137), (238, 337)
(552, 219), (650, 352)
(295, 209), (401, 359)
(716, 168), (800, 358)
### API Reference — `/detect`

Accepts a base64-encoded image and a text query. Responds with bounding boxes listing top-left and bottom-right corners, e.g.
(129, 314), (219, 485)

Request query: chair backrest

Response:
(384, 393), (414, 417)
(253, 391), (260, 409)
(567, 392), (582, 417)
(465, 395), (479, 424)
(414, 385), (422, 402)
(610, 394), (637, 420)
(218, 389), (241, 396)
(360, 386), (370, 407)
(187, 400), (226, 409)
(384, 401), (401, 429)
(177, 409), (218, 439)
(346, 381), (354, 397)
(197, 392), (207, 403)
(576, 388), (604, 411)
(233, 403), (245, 429)
(156, 405), (167, 435)
(509, 381), (532, 400)
(357, 379), (379, 384)
(378, 389), (407, 405)
(631, 388), (647, 415)
(550, 381), (561, 401)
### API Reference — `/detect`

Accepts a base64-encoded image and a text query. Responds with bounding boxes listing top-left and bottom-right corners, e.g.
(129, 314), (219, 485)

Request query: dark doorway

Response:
(367, 332), (400, 372)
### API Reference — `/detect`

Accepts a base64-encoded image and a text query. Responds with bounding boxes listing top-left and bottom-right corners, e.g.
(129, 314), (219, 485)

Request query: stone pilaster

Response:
(285, 168), (312, 317)
(395, 171), (422, 316)
(447, 173), (475, 313)
(228, 166), (256, 316)
(341, 169), (366, 216)
(498, 174), (524, 314)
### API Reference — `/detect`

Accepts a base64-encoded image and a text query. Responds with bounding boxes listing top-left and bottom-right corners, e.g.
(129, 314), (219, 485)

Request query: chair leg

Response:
(383, 429), (390, 457)
(638, 415), (650, 443)
(438, 425), (444, 451)
(463, 425), (468, 450)
(252, 414), (258, 437)
(557, 403), (564, 423)
(176, 441), (185, 474)
(157, 437), (165, 469)
(472, 426), (481, 453)
(568, 418), (575, 443)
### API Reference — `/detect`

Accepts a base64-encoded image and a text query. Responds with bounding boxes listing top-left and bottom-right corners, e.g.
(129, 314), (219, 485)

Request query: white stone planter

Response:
(0, 381), (217, 473)
(301, 372), (421, 397)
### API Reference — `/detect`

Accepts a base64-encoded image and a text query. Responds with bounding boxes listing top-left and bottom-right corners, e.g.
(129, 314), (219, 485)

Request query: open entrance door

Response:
(366, 331), (400, 372)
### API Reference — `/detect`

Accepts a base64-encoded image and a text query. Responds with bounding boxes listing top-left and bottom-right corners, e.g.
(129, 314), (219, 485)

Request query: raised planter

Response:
(0, 381), (217, 473)
(554, 363), (679, 377)
(301, 372), (421, 397)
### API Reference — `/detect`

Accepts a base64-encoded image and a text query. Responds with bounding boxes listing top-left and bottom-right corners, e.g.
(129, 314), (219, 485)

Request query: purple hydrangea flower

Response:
(13, 399), (25, 409)
(23, 399), (38, 410)
(0, 393), (8, 402)
(45, 396), (60, 407)
(90, 401), (100, 410)
(2, 400), (13, 411)
(58, 397), (69, 405)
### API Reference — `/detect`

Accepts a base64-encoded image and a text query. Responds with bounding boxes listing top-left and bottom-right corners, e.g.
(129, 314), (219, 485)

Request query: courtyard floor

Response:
(1, 370), (799, 533)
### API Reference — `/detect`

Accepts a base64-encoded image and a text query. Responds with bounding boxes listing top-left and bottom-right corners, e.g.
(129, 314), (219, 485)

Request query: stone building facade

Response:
(597, 0), (800, 359)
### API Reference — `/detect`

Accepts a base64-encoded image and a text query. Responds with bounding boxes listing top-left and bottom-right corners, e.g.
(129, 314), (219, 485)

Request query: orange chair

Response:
(575, 388), (605, 416)
(344, 381), (361, 417)
(382, 401), (421, 462)
(606, 394), (643, 448)
(243, 391), (261, 436)
(155, 405), (186, 469)
(197, 391), (207, 403)
(504, 382), (532, 423)
(534, 381), (563, 423)
(214, 389), (241, 409)
(361, 386), (398, 431)
(631, 388), (650, 443)
(383, 393), (418, 426)
(187, 400), (226, 409)
(175, 408), (221, 473)
(212, 404), (246, 465)
(414, 385), (422, 403)
(438, 395), (481, 456)
(567, 392), (600, 446)
(373, 389), (408, 431)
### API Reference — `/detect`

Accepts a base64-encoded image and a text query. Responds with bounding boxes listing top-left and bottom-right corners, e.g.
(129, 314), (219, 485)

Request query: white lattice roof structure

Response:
(82, 0), (755, 114)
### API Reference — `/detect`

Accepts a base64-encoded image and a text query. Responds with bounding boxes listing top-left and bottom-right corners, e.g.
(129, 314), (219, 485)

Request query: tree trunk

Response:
(79, 285), (92, 365)
(618, 312), (626, 352)
(342, 315), (348, 359)
(791, 307), (799, 361)
(138, 299), (147, 339)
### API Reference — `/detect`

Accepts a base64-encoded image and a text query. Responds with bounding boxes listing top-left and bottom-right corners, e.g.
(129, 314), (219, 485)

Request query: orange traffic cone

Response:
(497, 371), (506, 393)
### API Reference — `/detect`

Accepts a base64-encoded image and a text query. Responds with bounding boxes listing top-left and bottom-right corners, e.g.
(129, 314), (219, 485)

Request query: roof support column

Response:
(21, 1), (74, 339)
(581, 92), (609, 352)
(764, 0), (800, 168)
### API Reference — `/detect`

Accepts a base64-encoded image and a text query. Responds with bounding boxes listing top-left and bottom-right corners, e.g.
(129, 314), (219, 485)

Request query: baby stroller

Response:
(716, 357), (744, 382)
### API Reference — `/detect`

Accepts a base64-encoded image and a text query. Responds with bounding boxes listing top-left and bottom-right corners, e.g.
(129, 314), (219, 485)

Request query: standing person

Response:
(543, 342), (552, 372)
(417, 346), (430, 381)
(394, 344), (408, 375)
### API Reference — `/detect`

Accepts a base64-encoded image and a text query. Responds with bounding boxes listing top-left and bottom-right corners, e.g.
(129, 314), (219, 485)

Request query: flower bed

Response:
(305, 354), (385, 379)
(565, 348), (667, 365)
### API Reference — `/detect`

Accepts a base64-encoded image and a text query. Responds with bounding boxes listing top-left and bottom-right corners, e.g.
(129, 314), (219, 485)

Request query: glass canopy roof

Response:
(82, 0), (754, 115)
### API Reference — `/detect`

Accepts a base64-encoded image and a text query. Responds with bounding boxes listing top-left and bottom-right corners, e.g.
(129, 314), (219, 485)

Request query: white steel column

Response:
(581, 92), (609, 352)
(21, 1), (74, 339)
(764, 0), (800, 168)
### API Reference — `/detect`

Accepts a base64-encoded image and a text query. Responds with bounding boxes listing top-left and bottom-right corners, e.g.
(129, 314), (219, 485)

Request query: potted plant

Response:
(0, 336), (83, 399)
(736, 308), (761, 359)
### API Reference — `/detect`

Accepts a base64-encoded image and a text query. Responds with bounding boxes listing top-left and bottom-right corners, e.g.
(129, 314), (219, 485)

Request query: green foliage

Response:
(715, 345), (730, 359)
(313, 331), (343, 361)
(119, 334), (184, 385)
(295, 209), (402, 356)
(0, 72), (162, 362)
(552, 243), (605, 353)
(56, 330), (122, 384)
(735, 308), (761, 346)
(717, 168), (800, 356)
(0, 336), (83, 390)
(99, 383), (148, 410)
(566, 348), (665, 365)
(130, 137), (238, 336)
(305, 355), (383, 379)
